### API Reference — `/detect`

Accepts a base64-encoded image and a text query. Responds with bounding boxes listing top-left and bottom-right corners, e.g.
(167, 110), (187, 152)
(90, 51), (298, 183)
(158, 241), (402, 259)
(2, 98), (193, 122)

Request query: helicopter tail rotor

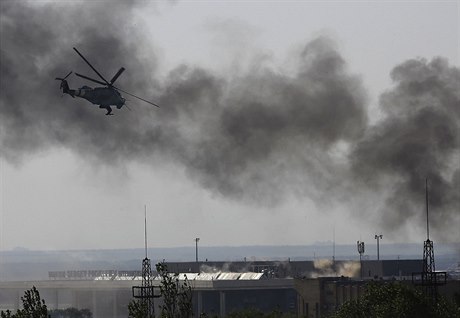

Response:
(55, 71), (73, 81)
(55, 71), (74, 97)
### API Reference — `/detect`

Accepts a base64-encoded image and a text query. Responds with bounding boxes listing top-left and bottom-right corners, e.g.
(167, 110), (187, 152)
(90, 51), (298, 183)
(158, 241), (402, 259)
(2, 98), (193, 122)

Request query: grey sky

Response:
(0, 0), (458, 251)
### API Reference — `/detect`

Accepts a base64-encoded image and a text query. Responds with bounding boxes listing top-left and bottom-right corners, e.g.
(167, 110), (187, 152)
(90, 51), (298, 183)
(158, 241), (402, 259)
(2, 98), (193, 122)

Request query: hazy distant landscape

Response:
(1, 243), (458, 281)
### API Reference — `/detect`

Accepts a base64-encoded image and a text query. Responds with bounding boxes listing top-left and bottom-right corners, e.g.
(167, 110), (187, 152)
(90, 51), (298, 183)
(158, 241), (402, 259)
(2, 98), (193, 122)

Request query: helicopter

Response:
(55, 47), (159, 115)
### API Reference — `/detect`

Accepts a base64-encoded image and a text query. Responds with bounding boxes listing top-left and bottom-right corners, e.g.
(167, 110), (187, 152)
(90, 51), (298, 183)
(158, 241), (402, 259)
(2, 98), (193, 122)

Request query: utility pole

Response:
(195, 237), (200, 262)
(332, 225), (336, 264)
(357, 241), (365, 278)
(375, 234), (383, 260)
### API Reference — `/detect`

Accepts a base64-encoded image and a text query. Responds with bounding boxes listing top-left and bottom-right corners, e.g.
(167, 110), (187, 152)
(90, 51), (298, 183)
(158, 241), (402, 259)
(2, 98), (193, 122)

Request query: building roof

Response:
(92, 272), (266, 281)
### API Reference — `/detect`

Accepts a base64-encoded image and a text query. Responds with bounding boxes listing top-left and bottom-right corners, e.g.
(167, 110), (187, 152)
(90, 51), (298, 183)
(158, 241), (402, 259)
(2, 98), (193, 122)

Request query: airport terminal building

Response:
(0, 271), (297, 317)
(1, 259), (458, 317)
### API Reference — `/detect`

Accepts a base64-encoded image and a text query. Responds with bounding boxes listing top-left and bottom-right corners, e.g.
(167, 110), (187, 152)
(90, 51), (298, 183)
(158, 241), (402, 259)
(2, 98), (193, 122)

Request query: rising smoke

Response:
(1, 2), (459, 239)
(350, 58), (460, 237)
(309, 259), (360, 278)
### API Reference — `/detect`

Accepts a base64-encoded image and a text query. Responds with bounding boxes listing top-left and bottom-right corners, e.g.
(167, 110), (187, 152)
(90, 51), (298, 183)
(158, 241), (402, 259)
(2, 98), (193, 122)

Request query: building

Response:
(295, 275), (460, 318)
(295, 276), (368, 317)
(360, 259), (423, 279)
(3, 259), (451, 317)
(0, 271), (297, 317)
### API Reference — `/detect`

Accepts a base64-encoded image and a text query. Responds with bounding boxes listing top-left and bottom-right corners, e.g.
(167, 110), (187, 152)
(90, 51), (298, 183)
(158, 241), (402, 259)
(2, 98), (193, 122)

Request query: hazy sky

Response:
(0, 0), (459, 251)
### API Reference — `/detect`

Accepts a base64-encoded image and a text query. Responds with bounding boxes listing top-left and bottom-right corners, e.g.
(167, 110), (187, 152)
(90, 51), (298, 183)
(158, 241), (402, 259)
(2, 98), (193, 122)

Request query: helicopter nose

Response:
(117, 98), (126, 109)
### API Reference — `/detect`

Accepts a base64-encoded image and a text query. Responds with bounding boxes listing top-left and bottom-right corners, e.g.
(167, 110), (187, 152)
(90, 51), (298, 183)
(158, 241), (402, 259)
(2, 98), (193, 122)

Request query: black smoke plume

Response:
(1, 2), (458, 239)
(351, 58), (459, 239)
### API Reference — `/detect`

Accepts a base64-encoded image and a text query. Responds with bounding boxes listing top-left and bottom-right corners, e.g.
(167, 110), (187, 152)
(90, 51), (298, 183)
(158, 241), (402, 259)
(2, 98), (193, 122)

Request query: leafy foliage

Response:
(49, 308), (92, 318)
(156, 262), (193, 318)
(128, 300), (152, 318)
(330, 282), (460, 318)
(0, 287), (92, 318)
(1, 286), (49, 318)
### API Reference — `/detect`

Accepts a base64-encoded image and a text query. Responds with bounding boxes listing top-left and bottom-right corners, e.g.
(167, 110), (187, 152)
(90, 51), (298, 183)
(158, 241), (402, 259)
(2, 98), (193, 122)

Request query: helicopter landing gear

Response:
(100, 105), (113, 116)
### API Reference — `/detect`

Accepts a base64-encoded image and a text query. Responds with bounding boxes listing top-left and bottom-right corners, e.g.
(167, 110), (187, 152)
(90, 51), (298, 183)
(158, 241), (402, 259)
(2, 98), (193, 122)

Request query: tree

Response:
(49, 308), (92, 318)
(331, 282), (460, 318)
(156, 262), (193, 318)
(1, 286), (49, 318)
(127, 299), (151, 318)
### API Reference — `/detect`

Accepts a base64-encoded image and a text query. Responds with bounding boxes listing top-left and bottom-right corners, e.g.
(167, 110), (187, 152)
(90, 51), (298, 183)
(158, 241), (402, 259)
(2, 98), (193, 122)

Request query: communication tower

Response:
(132, 206), (159, 317)
(412, 179), (446, 303)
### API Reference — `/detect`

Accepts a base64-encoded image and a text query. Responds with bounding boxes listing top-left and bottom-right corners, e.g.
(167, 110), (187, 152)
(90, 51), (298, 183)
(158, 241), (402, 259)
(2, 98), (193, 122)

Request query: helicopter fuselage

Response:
(75, 85), (125, 108)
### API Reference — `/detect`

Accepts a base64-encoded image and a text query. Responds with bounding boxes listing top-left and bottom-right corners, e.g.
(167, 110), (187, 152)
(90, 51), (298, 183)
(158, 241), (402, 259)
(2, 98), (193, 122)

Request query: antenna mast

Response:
(425, 178), (429, 240)
(145, 205), (148, 259)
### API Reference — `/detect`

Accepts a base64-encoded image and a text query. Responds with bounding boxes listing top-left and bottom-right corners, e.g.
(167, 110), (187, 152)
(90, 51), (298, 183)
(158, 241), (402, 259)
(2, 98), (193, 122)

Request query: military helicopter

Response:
(55, 47), (159, 115)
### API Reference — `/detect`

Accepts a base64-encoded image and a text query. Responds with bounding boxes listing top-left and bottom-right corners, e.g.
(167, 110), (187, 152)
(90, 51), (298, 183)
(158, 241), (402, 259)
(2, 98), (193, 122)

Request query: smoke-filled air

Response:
(1, 2), (459, 241)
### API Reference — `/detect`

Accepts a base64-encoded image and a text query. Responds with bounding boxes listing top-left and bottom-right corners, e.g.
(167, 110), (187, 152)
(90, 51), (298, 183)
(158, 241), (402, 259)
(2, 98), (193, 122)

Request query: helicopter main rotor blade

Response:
(110, 67), (125, 85)
(73, 47), (110, 85)
(113, 86), (160, 108)
(64, 70), (73, 80)
(75, 72), (108, 86)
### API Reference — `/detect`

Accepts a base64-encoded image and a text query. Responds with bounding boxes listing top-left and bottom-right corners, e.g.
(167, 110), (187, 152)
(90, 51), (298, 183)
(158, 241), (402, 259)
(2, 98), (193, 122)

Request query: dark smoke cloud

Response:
(351, 58), (460, 239)
(1, 1), (161, 164)
(1, 1), (368, 204)
(1, 2), (458, 238)
(160, 37), (368, 203)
